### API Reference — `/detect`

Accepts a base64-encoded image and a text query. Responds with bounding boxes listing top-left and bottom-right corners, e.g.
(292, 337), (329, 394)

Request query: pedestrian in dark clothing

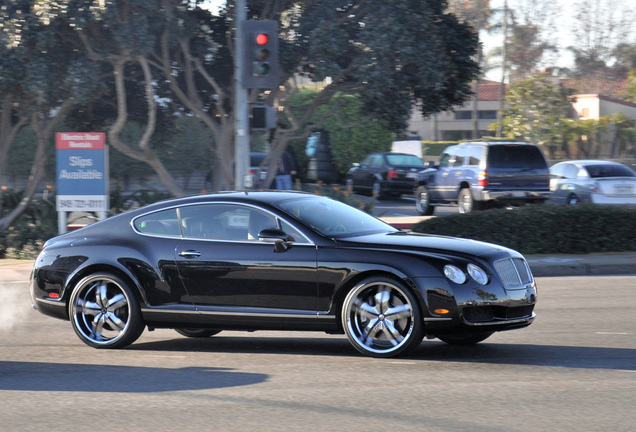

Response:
(276, 151), (296, 190)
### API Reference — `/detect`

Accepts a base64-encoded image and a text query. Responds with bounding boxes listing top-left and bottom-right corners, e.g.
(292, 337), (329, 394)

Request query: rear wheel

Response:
(372, 181), (385, 199)
(458, 188), (482, 213)
(437, 332), (493, 345)
(175, 328), (222, 338)
(69, 273), (144, 349)
(342, 276), (423, 358)
(567, 193), (580, 206)
(415, 185), (435, 215)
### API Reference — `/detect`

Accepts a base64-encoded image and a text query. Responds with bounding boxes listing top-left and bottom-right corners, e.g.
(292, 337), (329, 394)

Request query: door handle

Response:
(178, 250), (201, 258)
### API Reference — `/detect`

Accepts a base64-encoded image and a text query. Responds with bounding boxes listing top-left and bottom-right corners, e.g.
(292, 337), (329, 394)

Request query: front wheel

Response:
(342, 276), (423, 358)
(437, 332), (493, 345)
(69, 273), (144, 349)
(415, 185), (435, 215)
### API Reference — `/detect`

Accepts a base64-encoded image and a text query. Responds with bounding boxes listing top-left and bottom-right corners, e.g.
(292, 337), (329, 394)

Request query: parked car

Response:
(415, 141), (551, 215)
(549, 160), (636, 206)
(345, 152), (424, 199)
(30, 191), (537, 358)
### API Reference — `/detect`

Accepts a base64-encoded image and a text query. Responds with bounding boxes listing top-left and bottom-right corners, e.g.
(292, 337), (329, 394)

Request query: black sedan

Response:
(30, 191), (537, 358)
(345, 152), (424, 199)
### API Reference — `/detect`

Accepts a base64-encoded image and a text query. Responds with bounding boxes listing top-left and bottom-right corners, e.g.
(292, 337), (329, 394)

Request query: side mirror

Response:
(258, 228), (294, 252)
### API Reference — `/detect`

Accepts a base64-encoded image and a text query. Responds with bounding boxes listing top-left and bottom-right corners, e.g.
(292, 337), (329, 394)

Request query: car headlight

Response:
(444, 265), (467, 284)
(467, 264), (489, 285)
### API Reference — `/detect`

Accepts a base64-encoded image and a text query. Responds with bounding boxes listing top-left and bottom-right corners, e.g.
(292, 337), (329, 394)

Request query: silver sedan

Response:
(549, 160), (636, 205)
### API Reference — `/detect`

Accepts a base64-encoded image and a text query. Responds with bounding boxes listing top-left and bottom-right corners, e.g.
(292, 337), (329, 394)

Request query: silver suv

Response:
(415, 141), (550, 214)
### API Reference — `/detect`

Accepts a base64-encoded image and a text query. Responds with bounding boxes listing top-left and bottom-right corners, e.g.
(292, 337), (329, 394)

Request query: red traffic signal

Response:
(256, 33), (269, 45)
(242, 20), (279, 89)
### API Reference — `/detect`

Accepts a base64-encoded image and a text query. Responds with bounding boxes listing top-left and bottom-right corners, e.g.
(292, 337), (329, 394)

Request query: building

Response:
(408, 81), (504, 141)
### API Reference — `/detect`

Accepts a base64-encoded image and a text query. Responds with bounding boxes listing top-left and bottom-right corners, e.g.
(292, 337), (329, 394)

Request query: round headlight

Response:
(444, 264), (467, 284)
(467, 264), (489, 285)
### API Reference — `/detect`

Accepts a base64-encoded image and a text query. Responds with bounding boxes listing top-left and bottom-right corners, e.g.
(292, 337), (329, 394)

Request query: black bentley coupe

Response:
(30, 191), (537, 358)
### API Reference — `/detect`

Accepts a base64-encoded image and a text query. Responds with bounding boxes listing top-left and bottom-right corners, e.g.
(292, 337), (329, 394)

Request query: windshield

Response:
(385, 154), (425, 167)
(584, 164), (636, 178)
(274, 195), (397, 238)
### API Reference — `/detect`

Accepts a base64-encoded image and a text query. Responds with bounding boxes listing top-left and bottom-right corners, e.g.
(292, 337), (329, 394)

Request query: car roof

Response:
(136, 190), (316, 213)
(456, 141), (531, 146)
(552, 160), (629, 167)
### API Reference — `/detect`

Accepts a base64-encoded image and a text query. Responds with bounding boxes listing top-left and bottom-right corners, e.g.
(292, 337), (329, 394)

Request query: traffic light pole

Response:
(234, 0), (249, 190)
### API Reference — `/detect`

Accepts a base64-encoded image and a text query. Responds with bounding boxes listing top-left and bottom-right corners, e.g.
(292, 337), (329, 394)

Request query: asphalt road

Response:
(1, 271), (635, 431)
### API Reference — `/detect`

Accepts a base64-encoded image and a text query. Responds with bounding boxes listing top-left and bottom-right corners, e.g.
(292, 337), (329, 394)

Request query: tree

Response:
(568, 0), (635, 79)
(4, 0), (480, 199)
(0, 0), (98, 230)
(502, 72), (576, 158)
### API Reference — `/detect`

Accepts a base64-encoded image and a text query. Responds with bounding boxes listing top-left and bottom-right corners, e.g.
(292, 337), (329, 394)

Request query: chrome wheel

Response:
(415, 185), (435, 215)
(458, 188), (473, 213)
(69, 273), (144, 349)
(342, 277), (423, 358)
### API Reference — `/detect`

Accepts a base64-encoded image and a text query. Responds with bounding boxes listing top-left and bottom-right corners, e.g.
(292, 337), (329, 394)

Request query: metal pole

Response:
(234, 0), (249, 190)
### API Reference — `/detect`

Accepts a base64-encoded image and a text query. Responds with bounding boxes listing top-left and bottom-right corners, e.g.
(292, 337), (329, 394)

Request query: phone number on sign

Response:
(57, 197), (107, 211)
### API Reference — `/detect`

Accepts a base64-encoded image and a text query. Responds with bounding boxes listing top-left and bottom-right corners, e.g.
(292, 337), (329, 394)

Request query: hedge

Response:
(411, 204), (636, 255)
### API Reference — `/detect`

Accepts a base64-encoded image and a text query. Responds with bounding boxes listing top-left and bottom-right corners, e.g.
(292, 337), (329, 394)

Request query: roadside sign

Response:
(56, 132), (109, 212)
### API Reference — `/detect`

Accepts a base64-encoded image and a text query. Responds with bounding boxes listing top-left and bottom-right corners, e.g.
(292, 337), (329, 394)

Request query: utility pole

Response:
(234, 0), (249, 190)
(496, 0), (508, 138)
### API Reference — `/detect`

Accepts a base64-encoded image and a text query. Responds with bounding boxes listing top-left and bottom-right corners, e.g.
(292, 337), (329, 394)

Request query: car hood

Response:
(337, 231), (516, 260)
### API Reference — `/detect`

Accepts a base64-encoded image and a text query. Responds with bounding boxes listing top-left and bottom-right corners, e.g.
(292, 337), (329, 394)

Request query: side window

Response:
(369, 155), (383, 168)
(134, 208), (180, 236)
(466, 146), (482, 166)
(438, 149), (454, 168)
(454, 147), (467, 166)
(180, 204), (235, 240)
(563, 164), (580, 179)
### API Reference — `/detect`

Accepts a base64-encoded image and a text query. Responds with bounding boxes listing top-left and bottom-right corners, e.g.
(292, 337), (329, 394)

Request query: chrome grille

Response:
(494, 257), (533, 289)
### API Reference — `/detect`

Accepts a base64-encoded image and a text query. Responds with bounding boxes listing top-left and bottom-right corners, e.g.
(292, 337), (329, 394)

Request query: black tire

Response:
(567, 193), (580, 206)
(372, 181), (385, 199)
(342, 276), (423, 358)
(174, 328), (222, 338)
(415, 185), (435, 215)
(458, 188), (482, 213)
(437, 332), (493, 345)
(69, 273), (145, 349)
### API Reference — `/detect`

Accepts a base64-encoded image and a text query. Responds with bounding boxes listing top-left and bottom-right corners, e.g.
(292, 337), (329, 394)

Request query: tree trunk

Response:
(0, 100), (74, 232)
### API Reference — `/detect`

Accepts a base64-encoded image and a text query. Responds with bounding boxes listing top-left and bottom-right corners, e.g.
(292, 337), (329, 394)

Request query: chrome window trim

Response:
(130, 201), (316, 246)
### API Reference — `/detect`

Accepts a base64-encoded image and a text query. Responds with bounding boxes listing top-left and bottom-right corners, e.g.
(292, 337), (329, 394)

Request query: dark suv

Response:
(415, 141), (550, 214)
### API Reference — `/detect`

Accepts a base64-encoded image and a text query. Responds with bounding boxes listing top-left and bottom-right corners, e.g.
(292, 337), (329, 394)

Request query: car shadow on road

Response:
(0, 361), (268, 392)
(130, 334), (636, 371)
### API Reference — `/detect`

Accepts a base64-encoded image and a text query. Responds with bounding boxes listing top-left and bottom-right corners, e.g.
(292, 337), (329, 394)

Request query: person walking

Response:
(276, 151), (296, 190)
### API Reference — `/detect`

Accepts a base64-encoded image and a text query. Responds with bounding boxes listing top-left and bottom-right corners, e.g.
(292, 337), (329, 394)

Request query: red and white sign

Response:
(56, 132), (105, 150)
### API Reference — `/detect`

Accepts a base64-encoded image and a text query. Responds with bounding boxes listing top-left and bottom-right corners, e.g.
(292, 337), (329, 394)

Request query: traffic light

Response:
(242, 20), (279, 89)
(250, 104), (277, 130)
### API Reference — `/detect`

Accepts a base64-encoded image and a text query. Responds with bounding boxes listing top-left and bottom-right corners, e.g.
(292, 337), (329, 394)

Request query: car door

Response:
(432, 147), (460, 201)
(175, 203), (319, 314)
(349, 155), (373, 192)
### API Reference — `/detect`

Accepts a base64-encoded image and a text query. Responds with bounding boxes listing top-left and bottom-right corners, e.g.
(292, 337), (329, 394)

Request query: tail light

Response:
(589, 182), (599, 193)
(387, 169), (398, 179)
(478, 171), (489, 186)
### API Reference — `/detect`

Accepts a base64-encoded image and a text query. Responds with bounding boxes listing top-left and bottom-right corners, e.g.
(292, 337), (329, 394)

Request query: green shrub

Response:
(412, 204), (636, 255)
